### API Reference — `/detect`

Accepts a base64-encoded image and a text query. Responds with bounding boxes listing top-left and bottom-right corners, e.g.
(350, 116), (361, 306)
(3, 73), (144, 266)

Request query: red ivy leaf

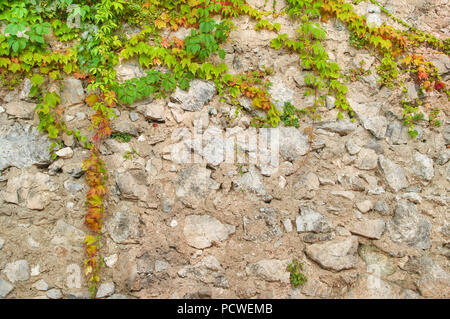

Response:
(434, 81), (445, 91)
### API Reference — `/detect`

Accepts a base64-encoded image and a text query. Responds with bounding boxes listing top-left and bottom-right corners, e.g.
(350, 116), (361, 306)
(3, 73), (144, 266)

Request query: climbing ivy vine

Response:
(0, 0), (448, 297)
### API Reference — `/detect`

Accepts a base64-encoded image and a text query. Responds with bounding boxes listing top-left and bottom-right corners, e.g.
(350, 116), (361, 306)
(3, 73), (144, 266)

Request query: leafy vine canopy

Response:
(0, 0), (448, 297)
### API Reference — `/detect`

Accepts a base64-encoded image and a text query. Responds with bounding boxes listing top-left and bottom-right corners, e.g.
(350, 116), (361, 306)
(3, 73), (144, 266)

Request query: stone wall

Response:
(0, 0), (449, 299)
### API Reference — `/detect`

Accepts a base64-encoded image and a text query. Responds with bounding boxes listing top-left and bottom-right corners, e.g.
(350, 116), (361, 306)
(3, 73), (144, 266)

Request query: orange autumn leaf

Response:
(417, 67), (428, 81)
(172, 36), (185, 49)
(161, 37), (170, 48)
(73, 72), (88, 79)
(153, 58), (162, 65)
(85, 94), (99, 106)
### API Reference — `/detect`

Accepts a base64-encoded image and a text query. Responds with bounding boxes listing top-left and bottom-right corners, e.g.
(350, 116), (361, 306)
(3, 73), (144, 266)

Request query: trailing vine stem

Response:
(0, 0), (448, 297)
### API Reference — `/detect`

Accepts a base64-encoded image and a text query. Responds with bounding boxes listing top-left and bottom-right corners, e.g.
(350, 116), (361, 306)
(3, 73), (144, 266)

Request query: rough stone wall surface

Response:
(0, 0), (449, 299)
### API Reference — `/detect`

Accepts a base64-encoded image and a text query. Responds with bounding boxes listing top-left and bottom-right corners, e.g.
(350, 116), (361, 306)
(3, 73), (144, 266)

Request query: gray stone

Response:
(318, 176), (335, 186)
(294, 172), (320, 190)
(64, 179), (84, 193)
(161, 197), (172, 213)
(279, 127), (309, 161)
(350, 219), (386, 239)
(241, 208), (282, 241)
(296, 206), (332, 233)
(115, 170), (148, 201)
(305, 236), (359, 272)
(374, 200), (389, 215)
(136, 252), (153, 275)
(366, 4), (382, 27)
(3, 260), (30, 283)
(102, 139), (132, 155)
(96, 282), (115, 298)
(388, 201), (431, 249)
(65, 114), (74, 122)
(172, 79), (216, 111)
(171, 108), (184, 123)
(155, 260), (169, 273)
(114, 61), (144, 82)
(140, 100), (165, 121)
(246, 259), (291, 283)
(293, 74), (306, 88)
(405, 81), (418, 101)
(387, 121), (422, 144)
(213, 274), (230, 289)
(429, 53), (450, 77)
(268, 77), (294, 112)
(283, 219), (293, 233)
(331, 191), (355, 201)
(75, 112), (86, 121)
(60, 78), (85, 107)
(184, 214), (236, 249)
(32, 279), (49, 291)
(347, 275), (409, 299)
(368, 186), (384, 196)
(69, 167), (85, 179)
(346, 140), (361, 155)
(315, 120), (357, 136)
(412, 152), (434, 181)
(174, 165), (220, 207)
(105, 211), (142, 244)
(258, 208), (283, 238)
(233, 165), (267, 196)
(334, 19), (346, 31)
(325, 96), (336, 109)
(55, 147), (73, 159)
(19, 78), (32, 100)
(46, 288), (63, 299)
(358, 244), (396, 277)
(403, 255), (450, 298)
(1, 171), (54, 209)
(337, 173), (366, 191)
(20, 191), (49, 211)
(378, 155), (409, 192)
(437, 149), (449, 165)
(111, 120), (139, 136)
(362, 116), (388, 139)
(356, 148), (378, 170)
(356, 200), (373, 213)
(185, 126), (225, 166)
(0, 279), (14, 298)
(178, 256), (227, 287)
(238, 97), (252, 112)
(350, 101), (387, 138)
(5, 101), (36, 119)
(303, 232), (335, 244)
(104, 254), (118, 268)
(0, 237), (4, 249)
(129, 112), (139, 122)
(364, 139), (384, 155)
(51, 220), (85, 248)
(399, 192), (422, 204)
(0, 123), (51, 172)
(62, 133), (74, 147)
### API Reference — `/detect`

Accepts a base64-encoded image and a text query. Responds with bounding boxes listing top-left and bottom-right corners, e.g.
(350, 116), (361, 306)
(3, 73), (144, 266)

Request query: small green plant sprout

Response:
(123, 147), (138, 160)
(287, 259), (307, 288)
(281, 101), (303, 128)
(111, 131), (131, 143)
